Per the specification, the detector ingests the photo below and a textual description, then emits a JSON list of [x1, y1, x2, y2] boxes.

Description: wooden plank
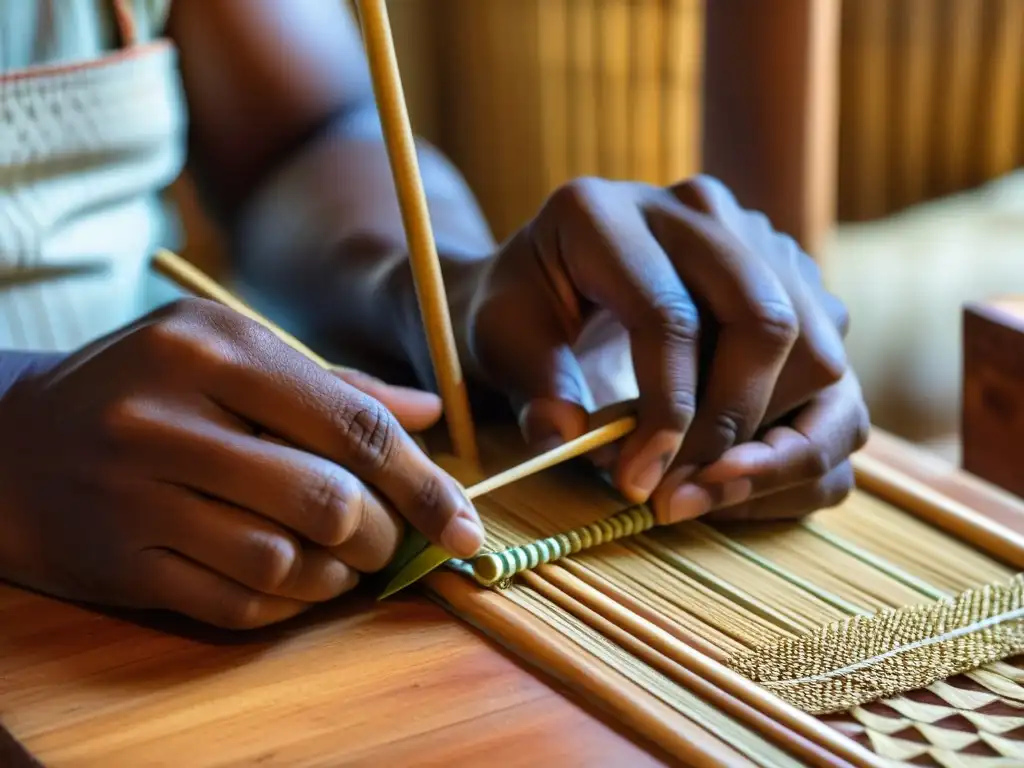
[[0, 592, 671, 767]]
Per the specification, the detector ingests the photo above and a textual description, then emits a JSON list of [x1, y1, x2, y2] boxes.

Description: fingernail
[[630, 459, 665, 500], [441, 514, 485, 559], [717, 478, 753, 509], [624, 431, 680, 501], [666, 485, 712, 524]]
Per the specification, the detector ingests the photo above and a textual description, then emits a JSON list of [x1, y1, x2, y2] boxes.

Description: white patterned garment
[[0, 0, 187, 351]]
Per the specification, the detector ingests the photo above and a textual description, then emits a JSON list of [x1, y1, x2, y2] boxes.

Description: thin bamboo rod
[[355, 0, 479, 467], [852, 451, 1024, 570], [151, 249, 336, 371], [425, 570, 755, 767], [521, 569, 855, 768], [530, 566, 886, 768], [558, 557, 729, 662], [466, 417, 635, 500]]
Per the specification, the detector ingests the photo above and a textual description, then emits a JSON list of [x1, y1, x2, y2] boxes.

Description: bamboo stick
[[355, 0, 479, 467], [465, 416, 635, 500], [852, 451, 1024, 570], [151, 249, 335, 371], [530, 566, 886, 768], [521, 569, 860, 768], [425, 570, 758, 767]]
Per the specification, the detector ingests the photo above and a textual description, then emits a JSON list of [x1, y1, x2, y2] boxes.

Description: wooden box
[[963, 299, 1024, 499]]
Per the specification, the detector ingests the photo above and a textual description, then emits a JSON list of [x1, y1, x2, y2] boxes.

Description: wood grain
[[962, 300, 1024, 500], [0, 589, 671, 767]]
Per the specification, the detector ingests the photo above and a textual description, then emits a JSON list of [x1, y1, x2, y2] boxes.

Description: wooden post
[[701, 0, 841, 261]]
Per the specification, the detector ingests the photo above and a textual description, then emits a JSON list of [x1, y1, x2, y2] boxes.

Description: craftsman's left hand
[[467, 175, 869, 524]]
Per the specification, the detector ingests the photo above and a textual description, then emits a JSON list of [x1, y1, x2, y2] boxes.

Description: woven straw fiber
[[823, 660, 1024, 765]]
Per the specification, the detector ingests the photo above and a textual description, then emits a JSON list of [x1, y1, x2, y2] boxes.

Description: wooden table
[[4, 432, 1023, 767], [0, 584, 672, 767]]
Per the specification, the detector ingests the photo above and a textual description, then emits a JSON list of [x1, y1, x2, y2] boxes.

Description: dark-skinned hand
[[0, 299, 482, 629], [468, 175, 869, 524]]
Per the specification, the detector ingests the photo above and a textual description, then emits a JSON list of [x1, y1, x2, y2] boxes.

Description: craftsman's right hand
[[0, 299, 484, 629], [469, 175, 858, 523]]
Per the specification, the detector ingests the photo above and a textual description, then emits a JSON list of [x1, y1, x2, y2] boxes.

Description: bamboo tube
[[521, 569, 859, 768], [567, 0, 600, 178], [935, 0, 983, 196], [529, 566, 886, 768], [889, 0, 935, 212], [425, 570, 758, 767], [630, 0, 663, 184], [852, 451, 1024, 570], [597, 0, 630, 180], [662, 0, 702, 182], [538, 0, 570, 193], [355, 0, 479, 466]]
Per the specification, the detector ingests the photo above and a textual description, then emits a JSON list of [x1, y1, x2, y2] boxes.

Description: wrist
[[385, 249, 495, 392]]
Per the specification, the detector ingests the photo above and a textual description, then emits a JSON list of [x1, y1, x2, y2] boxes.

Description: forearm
[[229, 102, 497, 386]]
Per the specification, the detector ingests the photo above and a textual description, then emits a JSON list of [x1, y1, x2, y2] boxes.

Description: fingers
[[470, 230, 596, 450], [155, 423, 401, 555], [708, 461, 855, 523], [532, 180, 702, 502], [697, 371, 869, 492], [332, 368, 443, 433], [651, 371, 869, 524], [153, 488, 359, 603], [185, 316, 483, 559], [138, 548, 312, 630], [650, 185, 799, 465]]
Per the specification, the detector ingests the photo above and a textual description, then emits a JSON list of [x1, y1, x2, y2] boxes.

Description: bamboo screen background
[[340, 0, 1024, 242], [179, 0, 1024, 270]]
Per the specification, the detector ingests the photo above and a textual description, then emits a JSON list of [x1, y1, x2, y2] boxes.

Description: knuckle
[[138, 311, 236, 371], [673, 174, 730, 212], [245, 532, 301, 593], [337, 398, 400, 473], [663, 389, 698, 431], [749, 299, 800, 348], [712, 409, 745, 447], [647, 294, 702, 344], [305, 469, 361, 546], [97, 397, 156, 443], [544, 176, 607, 222]]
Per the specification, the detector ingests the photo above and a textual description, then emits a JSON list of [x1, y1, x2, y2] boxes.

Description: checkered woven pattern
[[822, 660, 1024, 765]]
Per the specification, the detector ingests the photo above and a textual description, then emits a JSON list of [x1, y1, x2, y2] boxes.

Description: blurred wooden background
[[180, 0, 1024, 265], [838, 0, 1024, 222]]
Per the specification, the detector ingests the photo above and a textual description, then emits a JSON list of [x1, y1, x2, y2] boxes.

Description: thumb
[[474, 299, 594, 453], [332, 368, 443, 433]]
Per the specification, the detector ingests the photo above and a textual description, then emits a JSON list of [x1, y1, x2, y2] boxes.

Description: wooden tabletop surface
[[3, 432, 1023, 768], [0, 583, 670, 767]]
